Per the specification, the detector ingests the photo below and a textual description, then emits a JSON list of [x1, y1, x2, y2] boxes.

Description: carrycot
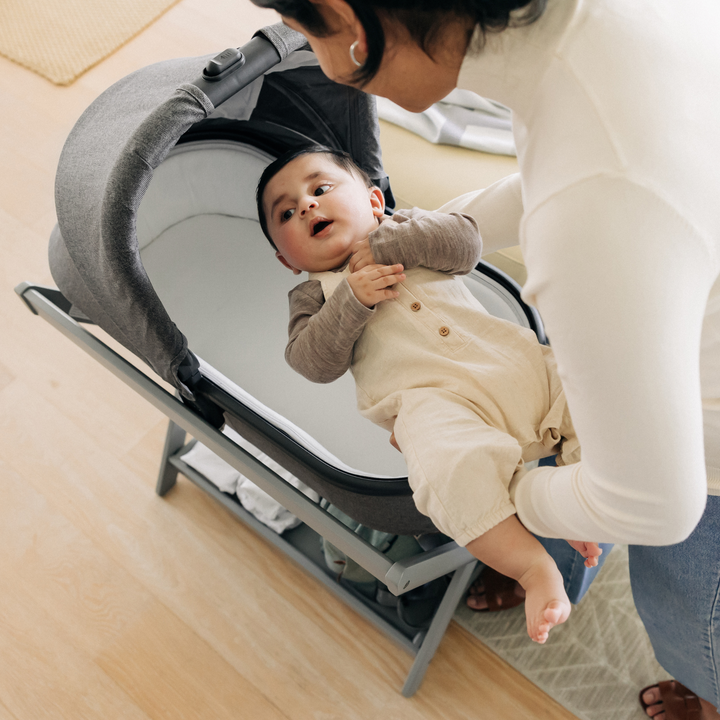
[[16, 23, 544, 696]]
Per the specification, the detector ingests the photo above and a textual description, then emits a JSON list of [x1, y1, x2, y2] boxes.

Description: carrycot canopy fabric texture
[[50, 25, 388, 397], [51, 57, 219, 393]]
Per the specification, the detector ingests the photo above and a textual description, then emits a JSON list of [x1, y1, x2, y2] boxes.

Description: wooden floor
[[0, 2, 578, 718]]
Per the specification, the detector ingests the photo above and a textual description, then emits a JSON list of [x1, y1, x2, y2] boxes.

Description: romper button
[[439, 326, 450, 337], [411, 302, 421, 312]]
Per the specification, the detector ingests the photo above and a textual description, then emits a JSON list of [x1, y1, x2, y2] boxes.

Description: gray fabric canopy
[[49, 24, 387, 399]]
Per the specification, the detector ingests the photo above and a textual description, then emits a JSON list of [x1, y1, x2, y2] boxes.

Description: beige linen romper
[[310, 264, 580, 547]]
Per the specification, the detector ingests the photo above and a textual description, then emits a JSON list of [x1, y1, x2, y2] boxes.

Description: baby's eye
[[314, 184, 331, 196], [281, 208, 295, 222]]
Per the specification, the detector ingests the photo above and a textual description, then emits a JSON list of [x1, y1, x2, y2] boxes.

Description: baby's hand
[[389, 432, 402, 453], [566, 540, 603, 568], [347, 263, 405, 308], [349, 238, 376, 272]]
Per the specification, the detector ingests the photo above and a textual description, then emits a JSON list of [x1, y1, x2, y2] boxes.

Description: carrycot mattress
[[138, 140, 408, 477], [137, 139, 535, 480]]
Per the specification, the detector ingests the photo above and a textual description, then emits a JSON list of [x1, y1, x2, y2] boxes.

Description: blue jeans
[[629, 494, 720, 706]]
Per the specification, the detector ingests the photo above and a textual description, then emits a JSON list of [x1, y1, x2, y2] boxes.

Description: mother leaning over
[[249, 0, 720, 716]]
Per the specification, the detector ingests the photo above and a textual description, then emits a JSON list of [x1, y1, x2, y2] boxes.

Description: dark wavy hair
[[250, 0, 546, 84], [256, 144, 373, 248]]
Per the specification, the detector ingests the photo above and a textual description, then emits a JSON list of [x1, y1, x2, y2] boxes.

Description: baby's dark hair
[[256, 145, 374, 249]]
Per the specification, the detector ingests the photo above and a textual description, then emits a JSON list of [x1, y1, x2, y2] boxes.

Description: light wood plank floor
[[0, 2, 578, 718]]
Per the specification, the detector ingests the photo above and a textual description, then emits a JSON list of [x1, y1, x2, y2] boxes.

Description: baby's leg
[[390, 389, 569, 641], [466, 515, 571, 643]]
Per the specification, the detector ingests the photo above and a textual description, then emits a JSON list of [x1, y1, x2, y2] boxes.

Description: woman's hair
[[251, 0, 547, 84], [256, 144, 373, 248]]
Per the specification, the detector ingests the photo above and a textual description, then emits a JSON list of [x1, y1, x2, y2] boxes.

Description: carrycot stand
[[157, 416, 479, 697], [16, 282, 478, 696]]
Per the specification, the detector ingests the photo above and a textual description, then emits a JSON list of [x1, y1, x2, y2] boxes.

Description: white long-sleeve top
[[440, 0, 720, 545]]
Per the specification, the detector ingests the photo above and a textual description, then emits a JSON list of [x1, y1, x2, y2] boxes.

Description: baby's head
[[256, 145, 385, 274]]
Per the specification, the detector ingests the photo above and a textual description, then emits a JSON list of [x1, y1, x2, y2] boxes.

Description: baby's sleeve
[[371, 208, 482, 275], [286, 279, 373, 383]]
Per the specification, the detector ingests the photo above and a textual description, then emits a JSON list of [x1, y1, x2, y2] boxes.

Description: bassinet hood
[[49, 23, 388, 403]]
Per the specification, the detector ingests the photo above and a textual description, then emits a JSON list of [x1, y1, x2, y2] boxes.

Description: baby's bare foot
[[533, 600, 571, 644], [519, 560, 571, 643]]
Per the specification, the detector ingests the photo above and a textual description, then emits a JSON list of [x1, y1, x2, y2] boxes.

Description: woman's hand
[[347, 263, 405, 308], [349, 238, 376, 272]]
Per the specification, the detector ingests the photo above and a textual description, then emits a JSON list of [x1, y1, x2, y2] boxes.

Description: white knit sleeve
[[437, 173, 524, 256], [510, 175, 716, 545]]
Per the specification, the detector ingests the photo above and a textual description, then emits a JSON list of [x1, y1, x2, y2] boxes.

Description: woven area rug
[[455, 546, 672, 720], [0, 0, 181, 85]]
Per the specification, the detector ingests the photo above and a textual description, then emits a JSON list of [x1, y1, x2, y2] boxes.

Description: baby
[[256, 145, 601, 643]]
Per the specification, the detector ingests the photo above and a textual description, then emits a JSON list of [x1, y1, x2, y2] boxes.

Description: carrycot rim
[[198, 374, 414, 496]]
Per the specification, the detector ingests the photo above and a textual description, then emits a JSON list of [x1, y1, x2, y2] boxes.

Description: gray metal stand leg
[[156, 419, 187, 496], [401, 560, 478, 697]]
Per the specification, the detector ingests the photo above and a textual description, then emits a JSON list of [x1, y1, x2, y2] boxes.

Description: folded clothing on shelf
[[180, 425, 320, 533]]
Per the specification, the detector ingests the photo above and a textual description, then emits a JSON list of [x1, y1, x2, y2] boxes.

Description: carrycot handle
[[203, 48, 245, 79], [191, 36, 281, 108]]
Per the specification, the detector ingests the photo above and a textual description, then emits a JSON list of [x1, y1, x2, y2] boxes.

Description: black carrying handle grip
[[191, 36, 282, 108]]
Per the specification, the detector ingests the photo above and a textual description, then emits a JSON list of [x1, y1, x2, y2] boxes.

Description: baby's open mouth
[[312, 220, 332, 236]]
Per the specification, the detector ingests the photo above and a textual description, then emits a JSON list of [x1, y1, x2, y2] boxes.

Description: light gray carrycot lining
[[137, 139, 534, 478], [137, 139, 408, 476]]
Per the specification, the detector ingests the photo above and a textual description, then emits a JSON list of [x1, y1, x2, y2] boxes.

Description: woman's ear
[[311, 0, 367, 50], [369, 186, 385, 218], [276, 251, 303, 275]]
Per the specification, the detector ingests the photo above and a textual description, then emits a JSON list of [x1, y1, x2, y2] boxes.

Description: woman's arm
[[369, 207, 482, 275], [285, 279, 373, 383], [437, 173, 524, 256], [510, 175, 714, 545]]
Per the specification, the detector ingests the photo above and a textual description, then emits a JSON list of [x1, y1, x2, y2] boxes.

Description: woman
[[249, 1, 720, 717]]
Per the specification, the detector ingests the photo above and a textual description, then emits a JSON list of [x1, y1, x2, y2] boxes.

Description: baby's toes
[[544, 599, 571, 626], [529, 601, 570, 643], [533, 622, 550, 644]]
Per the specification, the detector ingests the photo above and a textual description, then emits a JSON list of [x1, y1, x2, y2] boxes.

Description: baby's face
[[264, 153, 383, 274]]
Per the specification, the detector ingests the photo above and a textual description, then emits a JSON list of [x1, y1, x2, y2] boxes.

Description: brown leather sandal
[[639, 680, 702, 720], [466, 566, 525, 612]]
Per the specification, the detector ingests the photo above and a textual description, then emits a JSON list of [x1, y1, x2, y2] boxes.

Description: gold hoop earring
[[349, 40, 363, 68]]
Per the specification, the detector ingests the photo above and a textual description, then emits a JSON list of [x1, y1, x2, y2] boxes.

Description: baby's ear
[[275, 251, 302, 275], [369, 186, 385, 218]]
